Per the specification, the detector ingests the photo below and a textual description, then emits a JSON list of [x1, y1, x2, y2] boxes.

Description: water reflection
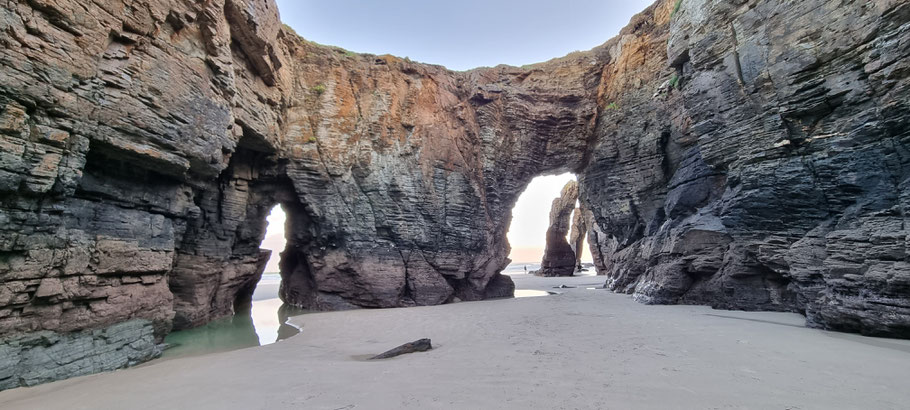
[[162, 297, 308, 360], [514, 289, 555, 298]]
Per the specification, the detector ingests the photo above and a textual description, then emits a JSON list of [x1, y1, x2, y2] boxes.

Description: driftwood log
[[369, 339, 433, 360]]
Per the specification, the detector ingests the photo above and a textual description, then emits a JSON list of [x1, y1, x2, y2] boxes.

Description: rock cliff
[[581, 0, 910, 339], [0, 0, 908, 388]]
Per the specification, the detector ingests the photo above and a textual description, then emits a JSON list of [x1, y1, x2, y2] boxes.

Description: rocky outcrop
[[580, 0, 910, 338], [537, 181, 580, 277], [0, 0, 908, 389], [0, 320, 159, 390], [0, 0, 597, 387], [569, 206, 588, 272]]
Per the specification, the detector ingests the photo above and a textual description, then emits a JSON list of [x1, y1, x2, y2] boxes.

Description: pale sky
[[275, 0, 655, 71], [260, 0, 653, 270], [261, 209, 287, 273], [507, 174, 592, 264]]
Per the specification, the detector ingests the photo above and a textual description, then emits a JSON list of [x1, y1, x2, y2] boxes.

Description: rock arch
[[1, 0, 909, 390]]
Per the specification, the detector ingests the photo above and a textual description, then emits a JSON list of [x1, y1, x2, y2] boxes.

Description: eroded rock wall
[[581, 0, 910, 337], [266, 31, 604, 308], [0, 0, 294, 387], [0, 0, 601, 385]]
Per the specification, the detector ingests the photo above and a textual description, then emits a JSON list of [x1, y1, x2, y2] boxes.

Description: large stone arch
[[1, 0, 909, 391]]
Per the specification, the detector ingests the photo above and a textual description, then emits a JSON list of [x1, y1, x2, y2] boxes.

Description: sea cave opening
[[163, 203, 307, 359], [506, 173, 596, 297], [229, 202, 309, 345]]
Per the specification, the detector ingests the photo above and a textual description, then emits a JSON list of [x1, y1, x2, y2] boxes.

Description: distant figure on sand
[[524, 265, 527, 273]]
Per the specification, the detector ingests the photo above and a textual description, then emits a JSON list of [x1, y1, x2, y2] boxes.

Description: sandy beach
[[2, 273, 909, 410]]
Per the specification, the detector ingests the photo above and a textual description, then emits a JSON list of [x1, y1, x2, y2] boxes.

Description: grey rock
[[369, 338, 433, 360], [0, 320, 160, 390]]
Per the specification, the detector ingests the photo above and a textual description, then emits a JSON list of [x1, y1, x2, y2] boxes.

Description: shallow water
[[162, 274, 307, 359], [161, 265, 585, 358], [514, 289, 553, 298]]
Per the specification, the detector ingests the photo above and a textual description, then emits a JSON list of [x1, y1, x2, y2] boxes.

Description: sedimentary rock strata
[[580, 0, 910, 339], [537, 181, 580, 277], [0, 0, 908, 388]]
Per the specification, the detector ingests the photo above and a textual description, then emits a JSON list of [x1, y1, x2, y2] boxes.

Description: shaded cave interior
[[164, 132, 320, 332]]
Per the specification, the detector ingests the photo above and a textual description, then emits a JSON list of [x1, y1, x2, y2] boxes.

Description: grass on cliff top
[[281, 24, 360, 58], [281, 23, 299, 37], [671, 0, 683, 18]]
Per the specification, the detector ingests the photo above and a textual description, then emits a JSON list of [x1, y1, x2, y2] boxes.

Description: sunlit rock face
[[274, 40, 599, 310], [0, 0, 908, 389]]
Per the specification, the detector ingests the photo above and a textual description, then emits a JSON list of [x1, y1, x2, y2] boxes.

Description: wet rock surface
[[0, 0, 908, 388], [537, 181, 580, 277]]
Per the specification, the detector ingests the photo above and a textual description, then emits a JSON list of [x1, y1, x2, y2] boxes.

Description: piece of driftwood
[[369, 338, 433, 360]]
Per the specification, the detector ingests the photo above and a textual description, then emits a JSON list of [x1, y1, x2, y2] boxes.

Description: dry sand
[[2, 273, 909, 409]]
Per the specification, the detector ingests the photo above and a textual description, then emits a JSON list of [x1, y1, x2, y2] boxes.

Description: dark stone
[[369, 339, 433, 360]]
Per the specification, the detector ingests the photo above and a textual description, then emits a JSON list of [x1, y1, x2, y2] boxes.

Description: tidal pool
[[514, 289, 556, 298], [162, 274, 307, 359]]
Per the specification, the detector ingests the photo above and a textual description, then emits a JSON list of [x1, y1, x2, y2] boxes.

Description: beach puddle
[[162, 274, 309, 359], [162, 300, 308, 359], [514, 289, 557, 298]]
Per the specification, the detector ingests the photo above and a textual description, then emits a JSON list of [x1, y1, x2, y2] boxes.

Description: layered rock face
[[273, 41, 599, 309], [0, 0, 908, 388], [0, 0, 295, 386], [537, 181, 580, 276], [580, 0, 910, 339], [0, 0, 599, 387]]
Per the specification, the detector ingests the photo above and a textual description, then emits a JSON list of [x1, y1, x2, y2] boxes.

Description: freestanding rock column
[[569, 206, 587, 272], [537, 181, 579, 277]]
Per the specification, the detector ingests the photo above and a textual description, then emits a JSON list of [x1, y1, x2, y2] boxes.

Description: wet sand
[[1, 273, 909, 409]]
